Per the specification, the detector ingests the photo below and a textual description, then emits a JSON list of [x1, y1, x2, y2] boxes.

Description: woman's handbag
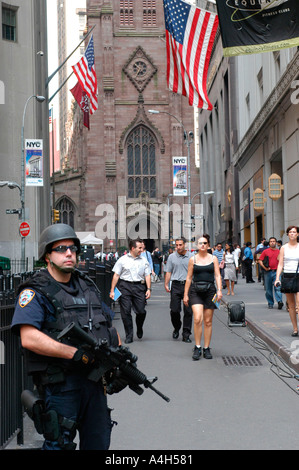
[[193, 281, 212, 293], [281, 262, 299, 293], [219, 260, 225, 269]]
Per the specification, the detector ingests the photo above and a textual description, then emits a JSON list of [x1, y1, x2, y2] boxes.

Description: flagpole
[[48, 71, 74, 103], [46, 25, 96, 89], [51, 105, 55, 214]]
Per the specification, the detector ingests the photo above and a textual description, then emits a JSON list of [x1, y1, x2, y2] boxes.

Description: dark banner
[[216, 0, 299, 56]]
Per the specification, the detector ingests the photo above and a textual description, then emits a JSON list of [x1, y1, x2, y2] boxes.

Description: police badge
[[19, 289, 35, 308]]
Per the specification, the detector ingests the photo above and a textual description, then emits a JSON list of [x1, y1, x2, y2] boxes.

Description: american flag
[[49, 108, 53, 126], [72, 34, 98, 114], [163, 0, 218, 110]]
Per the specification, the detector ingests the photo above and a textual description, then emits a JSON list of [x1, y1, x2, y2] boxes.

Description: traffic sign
[[184, 223, 195, 229], [19, 222, 30, 238]]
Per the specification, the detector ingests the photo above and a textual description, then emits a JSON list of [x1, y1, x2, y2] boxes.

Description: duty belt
[[121, 280, 143, 284]]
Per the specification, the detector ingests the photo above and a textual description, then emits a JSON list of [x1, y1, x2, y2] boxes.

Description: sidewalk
[[221, 273, 299, 375]]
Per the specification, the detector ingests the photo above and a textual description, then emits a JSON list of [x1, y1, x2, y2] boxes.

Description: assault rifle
[[57, 322, 170, 403]]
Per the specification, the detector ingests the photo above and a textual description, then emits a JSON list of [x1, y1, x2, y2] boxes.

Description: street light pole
[[21, 95, 45, 269], [149, 109, 194, 249], [167, 193, 173, 247], [191, 191, 215, 236]]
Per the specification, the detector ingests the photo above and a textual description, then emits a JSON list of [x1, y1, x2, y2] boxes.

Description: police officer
[[11, 224, 125, 450], [110, 239, 151, 344]]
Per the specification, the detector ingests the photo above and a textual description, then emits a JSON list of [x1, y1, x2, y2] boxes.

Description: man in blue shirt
[[213, 243, 225, 288], [244, 241, 255, 283]]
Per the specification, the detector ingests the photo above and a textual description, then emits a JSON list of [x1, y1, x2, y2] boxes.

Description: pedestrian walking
[[152, 247, 162, 281], [223, 244, 237, 295], [240, 242, 246, 279], [141, 240, 154, 277], [244, 242, 255, 283], [255, 238, 266, 282], [213, 243, 225, 288], [164, 237, 193, 342], [258, 237, 283, 310], [275, 226, 299, 336], [110, 239, 151, 343], [233, 243, 241, 282], [11, 224, 126, 450], [183, 234, 222, 361]]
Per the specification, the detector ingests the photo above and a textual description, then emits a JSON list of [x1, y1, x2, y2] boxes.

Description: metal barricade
[[0, 303, 24, 449]]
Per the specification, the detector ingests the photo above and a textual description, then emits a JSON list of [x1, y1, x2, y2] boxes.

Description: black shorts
[[188, 283, 216, 309]]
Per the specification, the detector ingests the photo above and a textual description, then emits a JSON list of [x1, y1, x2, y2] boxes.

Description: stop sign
[[20, 222, 30, 238]]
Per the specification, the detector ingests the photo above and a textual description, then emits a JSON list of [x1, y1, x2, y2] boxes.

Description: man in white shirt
[[110, 239, 151, 343]]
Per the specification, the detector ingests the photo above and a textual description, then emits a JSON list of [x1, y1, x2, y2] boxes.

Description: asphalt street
[[6, 271, 299, 451]]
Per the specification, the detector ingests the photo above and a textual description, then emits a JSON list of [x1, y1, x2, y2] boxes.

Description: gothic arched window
[[57, 197, 75, 228], [127, 126, 156, 199]]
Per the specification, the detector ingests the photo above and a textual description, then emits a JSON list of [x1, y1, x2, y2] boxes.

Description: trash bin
[[0, 256, 11, 272]]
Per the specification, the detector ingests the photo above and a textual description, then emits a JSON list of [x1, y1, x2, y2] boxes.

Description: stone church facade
[[53, 0, 200, 251]]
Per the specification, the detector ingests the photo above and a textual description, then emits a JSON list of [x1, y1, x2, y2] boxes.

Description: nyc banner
[[216, 0, 299, 56], [173, 157, 188, 196], [25, 139, 43, 187]]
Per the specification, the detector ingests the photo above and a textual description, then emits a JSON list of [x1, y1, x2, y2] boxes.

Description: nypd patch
[[19, 289, 35, 308]]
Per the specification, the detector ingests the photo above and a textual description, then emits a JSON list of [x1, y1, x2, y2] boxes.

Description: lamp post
[[0, 181, 22, 215], [149, 109, 194, 249], [191, 191, 215, 238], [167, 193, 173, 247], [21, 95, 45, 268]]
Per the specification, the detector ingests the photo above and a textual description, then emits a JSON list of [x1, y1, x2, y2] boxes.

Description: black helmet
[[38, 224, 81, 260]]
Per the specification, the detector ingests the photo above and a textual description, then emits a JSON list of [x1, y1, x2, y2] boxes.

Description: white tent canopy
[[76, 232, 103, 245]]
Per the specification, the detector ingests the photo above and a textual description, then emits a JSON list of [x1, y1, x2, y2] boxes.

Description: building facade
[[0, 0, 49, 269], [53, 0, 200, 251], [197, 0, 299, 248]]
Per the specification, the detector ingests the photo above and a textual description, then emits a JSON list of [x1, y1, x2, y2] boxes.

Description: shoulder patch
[[19, 289, 36, 308]]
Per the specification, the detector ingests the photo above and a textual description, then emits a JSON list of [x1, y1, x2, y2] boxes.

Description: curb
[[246, 315, 299, 376]]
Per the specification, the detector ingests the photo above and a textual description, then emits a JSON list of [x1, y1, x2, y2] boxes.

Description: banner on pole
[[25, 139, 43, 187], [216, 0, 299, 57], [173, 157, 188, 196]]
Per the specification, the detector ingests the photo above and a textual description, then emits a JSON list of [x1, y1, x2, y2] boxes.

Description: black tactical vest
[[18, 269, 118, 379]]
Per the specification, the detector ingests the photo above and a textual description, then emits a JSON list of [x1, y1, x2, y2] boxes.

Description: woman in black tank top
[[183, 234, 222, 360]]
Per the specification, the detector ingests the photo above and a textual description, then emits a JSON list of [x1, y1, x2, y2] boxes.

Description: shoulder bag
[[281, 261, 299, 293], [262, 255, 269, 269]]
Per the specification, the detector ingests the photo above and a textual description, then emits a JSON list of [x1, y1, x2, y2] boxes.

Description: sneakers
[[192, 346, 201, 360], [278, 301, 284, 310], [203, 347, 213, 359], [192, 346, 213, 360]]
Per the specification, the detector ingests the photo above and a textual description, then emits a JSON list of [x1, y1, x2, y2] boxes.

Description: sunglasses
[[198, 242, 208, 245], [51, 245, 78, 253]]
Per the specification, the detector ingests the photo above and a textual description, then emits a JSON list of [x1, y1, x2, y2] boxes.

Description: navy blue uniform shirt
[[11, 288, 56, 335]]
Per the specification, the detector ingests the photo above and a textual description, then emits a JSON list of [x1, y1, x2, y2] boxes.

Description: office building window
[[2, 5, 17, 41], [127, 126, 156, 199]]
